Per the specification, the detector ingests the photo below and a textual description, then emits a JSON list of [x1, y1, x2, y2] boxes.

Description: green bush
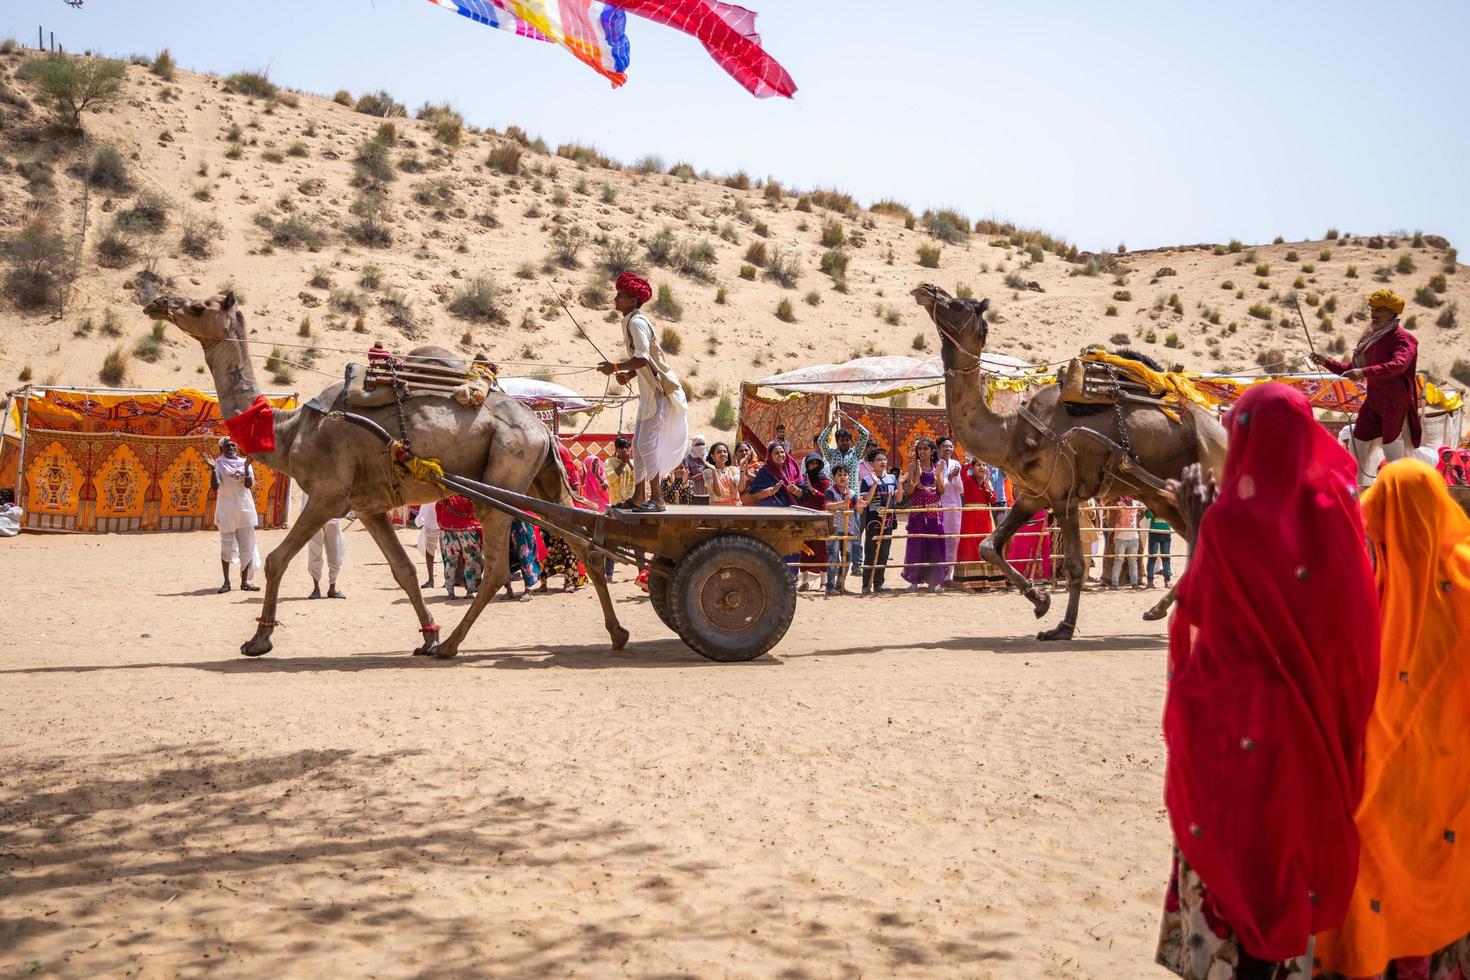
[[150, 49, 176, 79], [1113, 289, 1132, 302], [485, 142, 522, 175], [775, 297, 796, 322], [764, 246, 801, 288], [1436, 302, 1457, 330], [819, 249, 849, 279], [1396, 254, 1415, 274], [550, 225, 590, 268], [820, 220, 846, 248], [917, 244, 941, 269], [448, 277, 504, 321], [712, 392, 736, 431], [1248, 303, 1272, 320], [805, 290, 821, 307], [133, 322, 167, 363], [353, 137, 396, 189], [224, 71, 277, 99], [921, 208, 970, 243], [1255, 263, 1270, 277], [180, 211, 223, 258], [597, 238, 642, 278], [21, 54, 126, 129], [88, 144, 132, 193], [743, 240, 768, 267], [96, 223, 135, 268], [287, 141, 309, 158], [739, 264, 757, 281], [651, 284, 683, 322], [99, 346, 129, 386], [355, 89, 405, 118], [5, 222, 67, 308]]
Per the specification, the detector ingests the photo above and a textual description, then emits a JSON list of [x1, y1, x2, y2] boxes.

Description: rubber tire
[[648, 563, 675, 630], [667, 533, 796, 662]]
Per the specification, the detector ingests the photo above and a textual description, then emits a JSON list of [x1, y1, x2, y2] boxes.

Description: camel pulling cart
[[338, 411, 829, 663]]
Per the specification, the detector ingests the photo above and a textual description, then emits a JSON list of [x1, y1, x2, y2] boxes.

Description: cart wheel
[[648, 562, 675, 630], [667, 534, 795, 662]]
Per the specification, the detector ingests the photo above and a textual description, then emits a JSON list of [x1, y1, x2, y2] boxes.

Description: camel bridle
[[926, 298, 986, 378]]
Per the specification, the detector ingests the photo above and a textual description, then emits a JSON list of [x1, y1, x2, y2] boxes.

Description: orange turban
[[1314, 459, 1470, 976], [1368, 289, 1405, 315]]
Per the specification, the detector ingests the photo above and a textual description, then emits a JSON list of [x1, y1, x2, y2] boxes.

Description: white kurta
[[939, 457, 963, 577], [624, 311, 688, 484], [214, 456, 259, 570]]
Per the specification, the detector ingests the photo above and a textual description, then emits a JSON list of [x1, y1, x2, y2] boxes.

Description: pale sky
[[5, 0, 1467, 252]]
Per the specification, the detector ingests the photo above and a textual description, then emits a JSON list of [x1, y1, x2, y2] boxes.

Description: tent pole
[[14, 386, 31, 505]]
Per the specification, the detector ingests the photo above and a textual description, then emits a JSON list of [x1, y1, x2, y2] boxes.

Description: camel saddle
[[343, 360, 492, 409], [1061, 357, 1170, 409]]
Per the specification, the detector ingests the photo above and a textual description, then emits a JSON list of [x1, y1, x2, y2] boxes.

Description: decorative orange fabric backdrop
[[2, 388, 295, 533]]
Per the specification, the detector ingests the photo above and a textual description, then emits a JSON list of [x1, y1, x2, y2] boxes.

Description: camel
[[143, 291, 628, 658], [912, 284, 1228, 640]]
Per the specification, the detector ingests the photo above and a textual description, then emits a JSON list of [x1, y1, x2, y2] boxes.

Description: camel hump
[[403, 345, 466, 373]]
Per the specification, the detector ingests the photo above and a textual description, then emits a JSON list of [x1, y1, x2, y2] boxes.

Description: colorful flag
[[426, 0, 631, 87]]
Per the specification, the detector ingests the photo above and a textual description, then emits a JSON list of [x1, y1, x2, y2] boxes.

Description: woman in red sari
[[954, 458, 997, 585], [1156, 383, 1380, 979]]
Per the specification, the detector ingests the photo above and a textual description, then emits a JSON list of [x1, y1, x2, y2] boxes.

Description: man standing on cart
[[598, 273, 688, 512], [1310, 288, 1421, 490]]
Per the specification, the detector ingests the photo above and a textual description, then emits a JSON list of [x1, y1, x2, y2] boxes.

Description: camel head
[[911, 283, 990, 360], [143, 291, 243, 345]]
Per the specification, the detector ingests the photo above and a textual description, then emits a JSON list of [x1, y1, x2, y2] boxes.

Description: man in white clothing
[[299, 490, 347, 599], [211, 437, 260, 594], [415, 502, 441, 588], [597, 272, 688, 512]]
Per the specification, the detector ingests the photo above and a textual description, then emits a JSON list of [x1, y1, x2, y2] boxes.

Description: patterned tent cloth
[[1, 387, 296, 533]]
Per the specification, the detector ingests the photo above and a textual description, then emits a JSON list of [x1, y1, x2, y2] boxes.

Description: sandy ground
[[1, 525, 1176, 978]]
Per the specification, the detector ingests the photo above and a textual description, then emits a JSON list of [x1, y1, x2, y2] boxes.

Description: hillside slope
[[2, 50, 1466, 435]]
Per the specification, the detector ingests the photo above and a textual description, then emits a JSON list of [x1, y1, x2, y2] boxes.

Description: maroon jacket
[[1323, 324, 1420, 446]]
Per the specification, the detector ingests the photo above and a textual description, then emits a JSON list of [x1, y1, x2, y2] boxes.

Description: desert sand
[[2, 525, 1174, 978]]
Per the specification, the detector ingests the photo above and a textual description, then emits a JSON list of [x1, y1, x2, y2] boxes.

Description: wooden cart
[[338, 412, 830, 662]]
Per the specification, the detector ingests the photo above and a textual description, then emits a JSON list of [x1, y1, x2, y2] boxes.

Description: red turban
[[615, 272, 652, 305]]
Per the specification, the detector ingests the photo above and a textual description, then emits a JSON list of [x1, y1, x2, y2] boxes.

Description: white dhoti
[[623, 309, 688, 485], [633, 390, 689, 484], [307, 519, 347, 581], [1347, 430, 1410, 490], [219, 524, 260, 572], [418, 527, 442, 559]]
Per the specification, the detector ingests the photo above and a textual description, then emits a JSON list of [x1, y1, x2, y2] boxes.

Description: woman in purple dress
[[902, 437, 949, 591]]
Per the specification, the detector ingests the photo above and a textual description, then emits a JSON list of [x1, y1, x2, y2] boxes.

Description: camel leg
[[355, 512, 441, 655], [571, 539, 629, 651], [1142, 581, 1179, 621], [242, 497, 340, 657], [978, 500, 1050, 620], [1038, 507, 1086, 642], [433, 508, 513, 659]]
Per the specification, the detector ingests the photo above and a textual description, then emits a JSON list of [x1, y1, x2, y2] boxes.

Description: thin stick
[[554, 294, 610, 363], [1294, 298, 1318, 359]]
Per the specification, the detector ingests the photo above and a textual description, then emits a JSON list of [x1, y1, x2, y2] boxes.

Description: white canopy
[[498, 376, 595, 414], [750, 352, 1035, 398]]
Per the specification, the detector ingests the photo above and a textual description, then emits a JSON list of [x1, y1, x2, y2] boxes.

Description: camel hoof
[[610, 626, 630, 652], [240, 637, 273, 658], [1141, 604, 1169, 622], [413, 641, 438, 657], [1036, 623, 1075, 642], [1031, 590, 1051, 619], [432, 643, 460, 659]]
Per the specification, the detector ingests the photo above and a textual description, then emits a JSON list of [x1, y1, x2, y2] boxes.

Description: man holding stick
[[1310, 289, 1420, 490], [597, 273, 688, 512]]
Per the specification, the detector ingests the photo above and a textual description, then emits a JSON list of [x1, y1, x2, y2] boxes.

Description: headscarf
[[556, 442, 581, 493], [799, 452, 830, 508], [747, 447, 800, 505], [1163, 383, 1379, 961], [615, 272, 652, 305], [581, 456, 610, 512], [1368, 288, 1406, 315], [1314, 459, 1470, 976]]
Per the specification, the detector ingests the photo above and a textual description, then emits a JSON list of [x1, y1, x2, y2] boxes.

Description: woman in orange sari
[[1314, 458, 1470, 980]]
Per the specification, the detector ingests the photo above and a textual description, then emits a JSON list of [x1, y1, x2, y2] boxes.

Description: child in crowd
[[823, 463, 864, 595]]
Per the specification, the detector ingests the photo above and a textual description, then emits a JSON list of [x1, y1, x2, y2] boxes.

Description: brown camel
[[144, 291, 629, 658], [912, 284, 1228, 640]]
